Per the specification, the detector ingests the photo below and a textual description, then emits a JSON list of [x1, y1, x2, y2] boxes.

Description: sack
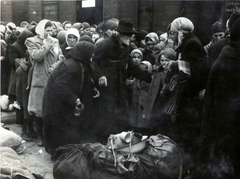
[[0, 95, 10, 110], [83, 142, 156, 179], [0, 126, 23, 150], [53, 144, 91, 179], [146, 134, 183, 179], [0, 147, 36, 179]]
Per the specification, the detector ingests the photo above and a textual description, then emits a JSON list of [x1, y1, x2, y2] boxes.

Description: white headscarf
[[145, 32, 159, 45], [35, 19, 51, 39], [170, 17, 194, 48], [66, 28, 80, 47]]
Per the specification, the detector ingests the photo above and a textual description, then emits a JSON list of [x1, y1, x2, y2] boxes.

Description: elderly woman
[[168, 17, 206, 158], [42, 41, 95, 161], [25, 19, 63, 146], [60, 28, 80, 58]]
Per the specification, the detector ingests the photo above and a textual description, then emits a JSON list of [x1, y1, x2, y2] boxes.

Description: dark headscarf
[[68, 41, 94, 64], [79, 35, 94, 44], [17, 29, 34, 44]]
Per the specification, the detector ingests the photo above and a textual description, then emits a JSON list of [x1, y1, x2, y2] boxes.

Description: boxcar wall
[[1, 0, 237, 45]]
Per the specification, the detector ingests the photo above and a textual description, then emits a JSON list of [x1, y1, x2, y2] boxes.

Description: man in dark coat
[[42, 41, 95, 160], [197, 18, 240, 179], [91, 20, 137, 143]]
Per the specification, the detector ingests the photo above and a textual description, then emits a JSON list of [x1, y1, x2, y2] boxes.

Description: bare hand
[[99, 76, 107, 87]]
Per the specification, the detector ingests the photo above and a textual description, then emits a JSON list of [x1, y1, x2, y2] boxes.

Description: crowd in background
[[1, 8, 240, 178]]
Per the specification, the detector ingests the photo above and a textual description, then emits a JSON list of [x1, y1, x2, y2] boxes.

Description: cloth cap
[[211, 21, 225, 34], [130, 48, 143, 59], [170, 17, 194, 33], [145, 32, 159, 45]]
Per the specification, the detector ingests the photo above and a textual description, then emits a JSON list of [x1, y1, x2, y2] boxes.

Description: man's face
[[64, 23, 72, 31], [44, 26, 53, 39], [120, 34, 132, 45], [67, 34, 78, 47], [90, 27, 96, 35]]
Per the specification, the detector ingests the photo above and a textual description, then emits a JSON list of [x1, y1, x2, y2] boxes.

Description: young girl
[[127, 48, 153, 135]]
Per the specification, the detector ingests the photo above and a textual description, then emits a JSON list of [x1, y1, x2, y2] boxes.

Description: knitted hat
[[211, 21, 225, 34], [130, 48, 143, 59]]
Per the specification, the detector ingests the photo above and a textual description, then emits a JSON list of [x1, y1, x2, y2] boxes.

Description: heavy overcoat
[[25, 20, 62, 118], [42, 41, 95, 157], [10, 29, 34, 119], [91, 36, 130, 135], [198, 42, 240, 178]]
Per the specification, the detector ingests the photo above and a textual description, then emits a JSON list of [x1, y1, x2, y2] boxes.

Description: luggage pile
[[53, 132, 184, 179]]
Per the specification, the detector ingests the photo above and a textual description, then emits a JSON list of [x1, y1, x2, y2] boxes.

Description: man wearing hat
[[91, 20, 137, 143]]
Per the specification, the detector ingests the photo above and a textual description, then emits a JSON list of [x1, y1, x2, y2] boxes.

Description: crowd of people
[[1, 8, 240, 178]]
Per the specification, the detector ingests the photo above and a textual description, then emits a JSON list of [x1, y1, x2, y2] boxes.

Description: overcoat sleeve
[[25, 37, 53, 62], [53, 63, 78, 107]]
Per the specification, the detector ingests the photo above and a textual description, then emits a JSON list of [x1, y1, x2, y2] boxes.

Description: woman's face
[[67, 34, 78, 47], [52, 24, 57, 36], [44, 26, 53, 39], [132, 52, 142, 63], [160, 55, 170, 67], [145, 37, 155, 51]]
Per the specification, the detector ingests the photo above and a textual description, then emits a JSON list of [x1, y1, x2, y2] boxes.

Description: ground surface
[[1, 111, 54, 178]]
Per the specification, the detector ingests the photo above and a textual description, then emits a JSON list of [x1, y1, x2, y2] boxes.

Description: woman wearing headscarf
[[42, 41, 95, 160], [142, 32, 159, 65], [60, 28, 80, 58], [197, 18, 240, 179], [25, 19, 63, 146], [168, 17, 206, 159], [56, 30, 67, 46], [9, 29, 35, 141]]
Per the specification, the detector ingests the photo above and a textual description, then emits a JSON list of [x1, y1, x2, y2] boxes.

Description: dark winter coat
[[12, 29, 34, 119], [198, 41, 240, 178], [91, 35, 130, 135], [42, 41, 95, 157], [174, 33, 206, 153]]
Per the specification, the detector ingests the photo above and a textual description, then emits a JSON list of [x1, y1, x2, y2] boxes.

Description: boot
[[27, 120, 37, 138], [35, 117, 44, 147], [20, 120, 33, 141]]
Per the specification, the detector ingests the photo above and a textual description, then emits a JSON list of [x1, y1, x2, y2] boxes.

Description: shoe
[[27, 131, 38, 139], [20, 133, 33, 141], [37, 138, 44, 147]]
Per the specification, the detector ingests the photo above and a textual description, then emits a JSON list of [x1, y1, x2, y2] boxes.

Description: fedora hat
[[115, 20, 138, 34]]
